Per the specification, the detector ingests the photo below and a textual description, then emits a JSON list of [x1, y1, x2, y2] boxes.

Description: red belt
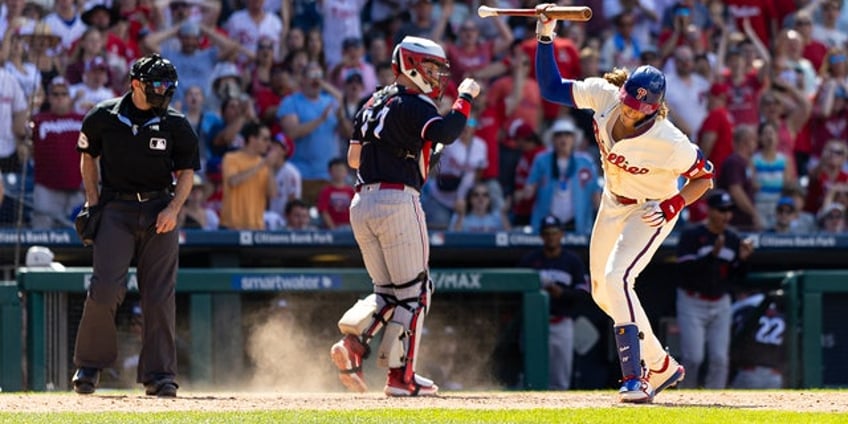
[[612, 193, 638, 205], [685, 290, 724, 301], [549, 316, 570, 324], [355, 182, 406, 193]]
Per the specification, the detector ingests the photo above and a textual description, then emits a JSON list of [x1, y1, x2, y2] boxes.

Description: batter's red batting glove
[[641, 194, 685, 227]]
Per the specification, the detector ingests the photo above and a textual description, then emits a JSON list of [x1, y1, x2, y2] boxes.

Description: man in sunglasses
[[71, 53, 200, 398]]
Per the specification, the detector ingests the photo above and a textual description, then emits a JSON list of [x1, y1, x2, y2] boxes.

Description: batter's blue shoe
[[619, 376, 654, 403], [647, 354, 685, 394], [614, 323, 654, 403]]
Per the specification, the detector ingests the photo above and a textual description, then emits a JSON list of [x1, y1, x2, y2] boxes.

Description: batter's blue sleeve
[[535, 42, 576, 108]]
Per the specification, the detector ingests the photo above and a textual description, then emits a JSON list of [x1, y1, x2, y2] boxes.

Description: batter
[[329, 36, 480, 397], [534, 3, 714, 403]]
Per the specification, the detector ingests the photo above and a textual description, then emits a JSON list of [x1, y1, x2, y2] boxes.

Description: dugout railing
[[14, 267, 549, 392], [9, 268, 848, 391]]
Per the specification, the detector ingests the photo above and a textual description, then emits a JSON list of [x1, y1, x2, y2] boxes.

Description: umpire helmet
[[619, 65, 665, 116], [392, 36, 449, 101], [130, 53, 178, 113]]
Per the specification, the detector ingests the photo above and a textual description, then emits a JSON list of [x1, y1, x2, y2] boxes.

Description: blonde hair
[[603, 67, 669, 120]]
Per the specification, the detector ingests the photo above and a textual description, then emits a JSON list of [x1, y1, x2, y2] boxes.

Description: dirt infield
[[1, 391, 846, 413]]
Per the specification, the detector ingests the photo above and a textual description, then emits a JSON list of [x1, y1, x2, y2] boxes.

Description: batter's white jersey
[[570, 78, 699, 202]]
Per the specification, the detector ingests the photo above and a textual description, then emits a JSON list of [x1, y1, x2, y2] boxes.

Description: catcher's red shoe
[[330, 335, 368, 393], [384, 368, 439, 397]]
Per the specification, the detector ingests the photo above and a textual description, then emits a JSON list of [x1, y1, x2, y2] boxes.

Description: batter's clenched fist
[[457, 78, 480, 99], [536, 3, 558, 41]]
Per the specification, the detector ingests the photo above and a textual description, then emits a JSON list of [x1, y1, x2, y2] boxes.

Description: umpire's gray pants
[[73, 197, 179, 385]]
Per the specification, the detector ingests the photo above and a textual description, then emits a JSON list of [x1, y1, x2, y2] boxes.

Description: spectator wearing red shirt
[[719, 44, 765, 127], [488, 44, 542, 197], [688, 82, 735, 224], [438, 17, 513, 87], [31, 77, 85, 229], [804, 140, 848, 215], [254, 62, 295, 135], [509, 124, 546, 227], [792, 11, 828, 71], [699, 82, 735, 180], [317, 158, 355, 230], [521, 31, 580, 122], [725, 0, 778, 49], [808, 51, 848, 161]]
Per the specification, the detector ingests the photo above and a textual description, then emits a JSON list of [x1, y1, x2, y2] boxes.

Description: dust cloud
[[240, 297, 507, 393]]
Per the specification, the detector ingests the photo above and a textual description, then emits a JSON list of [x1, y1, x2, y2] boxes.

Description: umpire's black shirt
[[76, 93, 200, 192]]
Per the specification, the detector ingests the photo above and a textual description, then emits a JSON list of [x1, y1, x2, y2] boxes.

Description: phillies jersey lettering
[[571, 77, 700, 201], [607, 152, 650, 175]]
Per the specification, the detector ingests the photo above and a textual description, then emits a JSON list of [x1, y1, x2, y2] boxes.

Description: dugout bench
[[15, 267, 549, 392]]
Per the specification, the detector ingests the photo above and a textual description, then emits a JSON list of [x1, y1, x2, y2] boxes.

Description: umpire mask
[[130, 53, 179, 115]]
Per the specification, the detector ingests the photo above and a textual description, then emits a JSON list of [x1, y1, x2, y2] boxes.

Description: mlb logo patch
[[149, 138, 167, 150]]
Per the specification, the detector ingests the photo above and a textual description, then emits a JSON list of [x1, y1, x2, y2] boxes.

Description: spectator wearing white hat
[[518, 119, 602, 234]]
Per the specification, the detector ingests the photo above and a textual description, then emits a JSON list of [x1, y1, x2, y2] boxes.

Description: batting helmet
[[619, 65, 665, 116], [392, 36, 449, 100], [130, 53, 178, 113]]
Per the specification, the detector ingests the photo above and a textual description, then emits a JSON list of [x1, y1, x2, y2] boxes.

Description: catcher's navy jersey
[[351, 85, 448, 191]]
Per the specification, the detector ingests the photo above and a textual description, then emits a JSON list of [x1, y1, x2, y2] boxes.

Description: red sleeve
[[698, 111, 720, 138]]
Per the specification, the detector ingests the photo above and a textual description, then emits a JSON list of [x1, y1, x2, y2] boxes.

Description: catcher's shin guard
[[332, 293, 395, 392], [376, 272, 432, 384], [337, 293, 395, 343], [615, 323, 654, 403]]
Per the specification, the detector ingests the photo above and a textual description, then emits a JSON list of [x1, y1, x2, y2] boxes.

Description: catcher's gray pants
[[73, 196, 179, 385], [349, 185, 428, 286]]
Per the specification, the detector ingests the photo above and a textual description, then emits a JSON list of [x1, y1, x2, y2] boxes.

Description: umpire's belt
[[106, 189, 171, 202], [355, 182, 418, 194]]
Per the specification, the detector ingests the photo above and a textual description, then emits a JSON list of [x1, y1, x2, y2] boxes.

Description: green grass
[[1, 409, 846, 424]]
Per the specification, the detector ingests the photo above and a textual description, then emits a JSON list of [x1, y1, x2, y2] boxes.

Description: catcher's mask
[[392, 36, 449, 101], [130, 53, 179, 115]]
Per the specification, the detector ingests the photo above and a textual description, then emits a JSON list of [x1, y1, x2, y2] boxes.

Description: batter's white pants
[[589, 191, 678, 371]]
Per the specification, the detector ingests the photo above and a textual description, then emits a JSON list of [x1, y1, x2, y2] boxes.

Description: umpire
[[71, 53, 199, 397]]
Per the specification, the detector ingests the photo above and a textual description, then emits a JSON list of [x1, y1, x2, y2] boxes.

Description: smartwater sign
[[233, 274, 341, 291]]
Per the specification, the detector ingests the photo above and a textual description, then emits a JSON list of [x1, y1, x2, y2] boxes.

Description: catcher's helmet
[[130, 53, 178, 113], [392, 36, 449, 100], [619, 65, 665, 116]]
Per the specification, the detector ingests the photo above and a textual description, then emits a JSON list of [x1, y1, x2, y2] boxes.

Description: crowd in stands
[[3, 0, 848, 235]]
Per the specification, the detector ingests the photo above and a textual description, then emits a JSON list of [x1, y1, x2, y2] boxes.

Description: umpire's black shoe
[[72, 367, 100, 395], [144, 377, 179, 398]]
